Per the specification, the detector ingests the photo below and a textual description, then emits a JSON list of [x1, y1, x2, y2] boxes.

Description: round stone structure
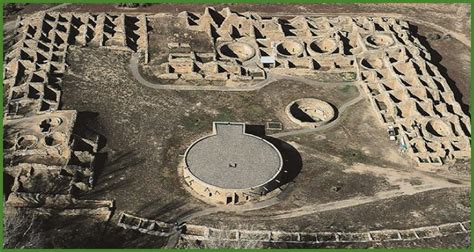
[[275, 40, 304, 58], [183, 122, 283, 205], [217, 42, 256, 61], [364, 33, 395, 49], [286, 98, 336, 128], [425, 119, 452, 138], [307, 38, 338, 55]]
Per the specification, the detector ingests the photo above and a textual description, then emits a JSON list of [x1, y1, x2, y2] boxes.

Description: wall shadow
[[408, 24, 470, 117], [74, 111, 109, 183], [265, 136, 303, 185], [246, 124, 302, 191]]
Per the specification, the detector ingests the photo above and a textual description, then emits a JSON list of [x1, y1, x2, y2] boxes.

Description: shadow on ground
[[246, 125, 303, 190], [408, 24, 470, 117]]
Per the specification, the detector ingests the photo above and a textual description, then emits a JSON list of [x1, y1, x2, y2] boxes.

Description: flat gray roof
[[185, 122, 282, 189], [260, 56, 275, 64]]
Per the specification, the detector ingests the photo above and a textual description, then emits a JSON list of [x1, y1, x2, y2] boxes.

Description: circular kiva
[[275, 40, 304, 57], [43, 132, 66, 147], [360, 55, 384, 70], [365, 33, 395, 48], [286, 98, 336, 128], [183, 122, 283, 205], [425, 119, 452, 138], [39, 117, 63, 132], [218, 42, 256, 61], [307, 38, 338, 55], [48, 117, 63, 127], [16, 134, 39, 150]]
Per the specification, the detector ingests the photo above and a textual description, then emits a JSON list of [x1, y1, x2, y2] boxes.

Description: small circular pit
[[365, 33, 395, 48], [286, 98, 336, 128], [425, 119, 451, 138], [308, 38, 338, 55], [218, 42, 256, 61], [276, 40, 304, 57]]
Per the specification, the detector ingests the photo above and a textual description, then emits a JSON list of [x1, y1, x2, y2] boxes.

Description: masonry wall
[[182, 165, 268, 205]]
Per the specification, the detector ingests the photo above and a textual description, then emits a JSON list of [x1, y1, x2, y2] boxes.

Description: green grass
[[247, 104, 266, 119], [339, 84, 356, 93], [180, 107, 239, 131], [181, 113, 212, 131], [341, 148, 367, 166], [214, 107, 233, 121]]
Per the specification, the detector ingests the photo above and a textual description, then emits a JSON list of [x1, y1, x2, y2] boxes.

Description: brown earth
[[4, 3, 471, 248]]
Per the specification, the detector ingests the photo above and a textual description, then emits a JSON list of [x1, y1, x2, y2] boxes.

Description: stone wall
[[175, 7, 470, 167], [114, 213, 470, 244], [1, 10, 149, 219], [182, 221, 471, 244]]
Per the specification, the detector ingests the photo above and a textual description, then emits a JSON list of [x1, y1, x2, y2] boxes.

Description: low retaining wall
[[115, 213, 470, 244], [181, 221, 471, 244], [117, 212, 175, 236]]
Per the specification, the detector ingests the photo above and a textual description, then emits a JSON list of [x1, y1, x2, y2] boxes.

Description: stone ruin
[[113, 213, 471, 244], [286, 98, 336, 128], [356, 37, 470, 166], [164, 7, 470, 167], [117, 212, 175, 236], [181, 220, 471, 244], [154, 7, 359, 81], [4, 111, 96, 192], [3, 110, 112, 219], [4, 11, 148, 118], [1, 10, 149, 219], [2, 6, 470, 224]]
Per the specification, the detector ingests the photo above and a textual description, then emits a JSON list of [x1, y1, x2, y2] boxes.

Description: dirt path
[[178, 196, 281, 222], [258, 162, 471, 220], [130, 54, 276, 92], [179, 162, 470, 222], [268, 185, 469, 220], [129, 53, 353, 92], [178, 183, 468, 223]]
